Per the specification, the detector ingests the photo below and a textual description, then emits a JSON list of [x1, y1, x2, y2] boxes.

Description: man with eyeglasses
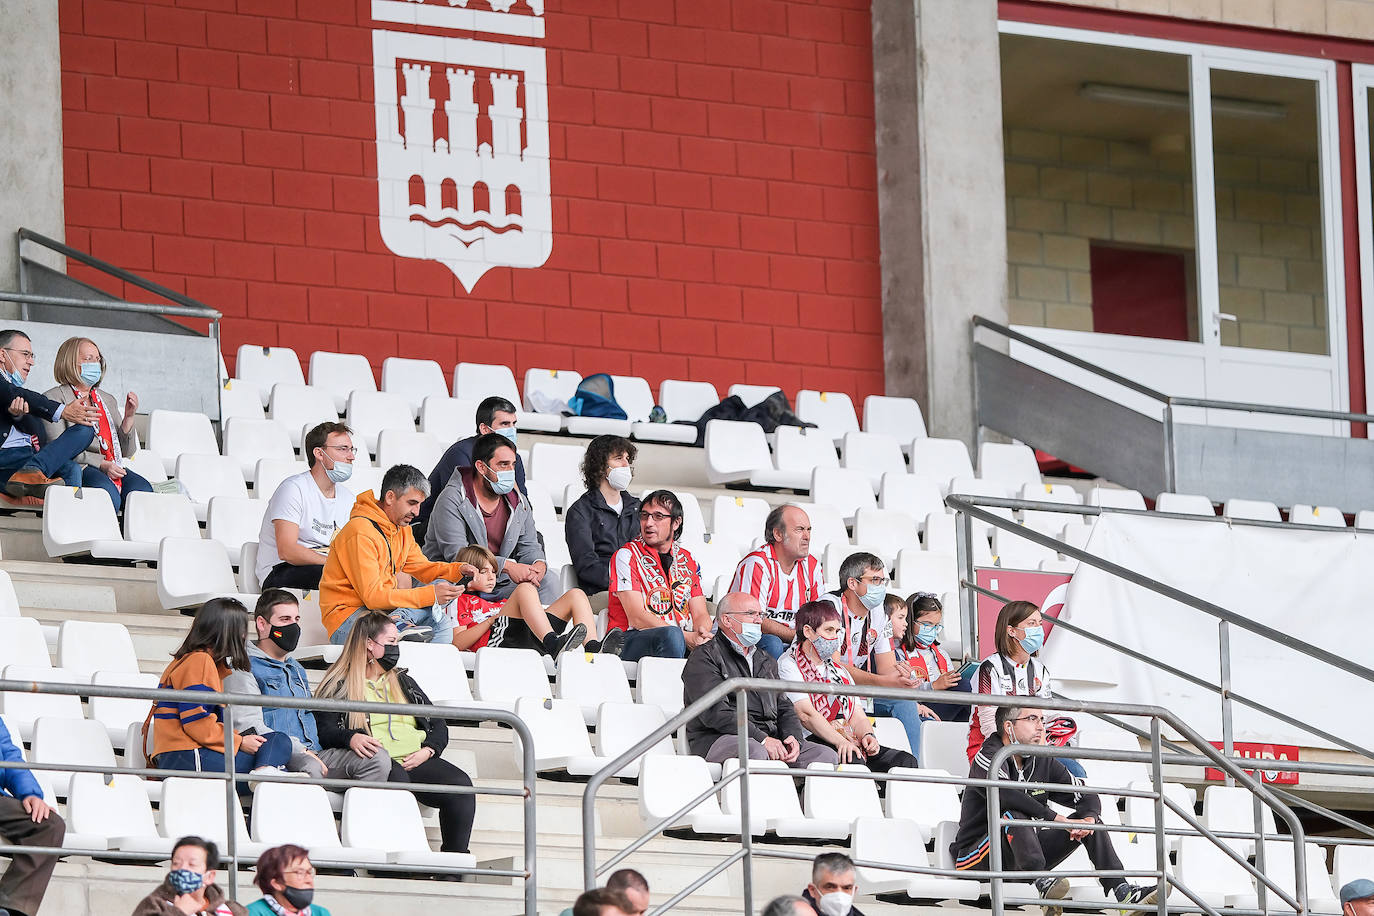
[[255, 421, 357, 590], [953, 705, 1158, 915], [606, 489, 713, 663], [682, 592, 838, 768], [0, 329, 101, 501]]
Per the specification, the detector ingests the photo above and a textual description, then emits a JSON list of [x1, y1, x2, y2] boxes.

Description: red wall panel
[[59, 0, 885, 404]]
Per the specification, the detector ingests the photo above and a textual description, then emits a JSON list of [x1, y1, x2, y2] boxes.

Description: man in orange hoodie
[[321, 464, 476, 645]]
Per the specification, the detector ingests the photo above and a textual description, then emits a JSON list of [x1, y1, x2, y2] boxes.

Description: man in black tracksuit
[[952, 706, 1157, 915]]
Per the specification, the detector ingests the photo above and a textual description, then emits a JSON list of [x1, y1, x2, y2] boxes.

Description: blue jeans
[[1062, 757, 1087, 779], [155, 731, 292, 791], [330, 605, 454, 646], [758, 633, 790, 660], [620, 626, 687, 663], [0, 423, 95, 488], [873, 696, 927, 761], [81, 464, 153, 512]]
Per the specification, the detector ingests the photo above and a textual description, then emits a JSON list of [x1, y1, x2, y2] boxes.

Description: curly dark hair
[[580, 435, 638, 492]]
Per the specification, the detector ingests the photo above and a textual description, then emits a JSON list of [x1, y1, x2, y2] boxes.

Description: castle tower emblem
[[371, 0, 551, 292]]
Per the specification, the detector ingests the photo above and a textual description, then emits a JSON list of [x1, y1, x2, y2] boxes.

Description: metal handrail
[[0, 677, 539, 915], [581, 679, 1329, 916]]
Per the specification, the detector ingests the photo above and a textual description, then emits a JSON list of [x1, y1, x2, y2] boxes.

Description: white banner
[[1040, 512, 1374, 750]]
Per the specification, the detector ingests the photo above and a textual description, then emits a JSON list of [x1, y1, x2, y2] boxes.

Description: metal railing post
[[1254, 793, 1268, 914], [1150, 718, 1168, 916], [222, 701, 238, 901], [1218, 620, 1234, 786], [736, 687, 754, 916], [520, 704, 539, 916], [954, 507, 978, 659], [986, 760, 1004, 916], [1162, 402, 1176, 492]]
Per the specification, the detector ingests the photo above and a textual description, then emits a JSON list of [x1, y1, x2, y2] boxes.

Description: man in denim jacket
[[224, 590, 391, 782], [0, 717, 65, 916]]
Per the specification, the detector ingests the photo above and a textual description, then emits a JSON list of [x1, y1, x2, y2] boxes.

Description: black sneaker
[[1035, 876, 1069, 916], [1114, 883, 1159, 909], [544, 622, 587, 658], [597, 628, 625, 657]]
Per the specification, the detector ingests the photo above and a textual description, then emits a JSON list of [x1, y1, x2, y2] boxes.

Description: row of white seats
[[43, 488, 264, 566]]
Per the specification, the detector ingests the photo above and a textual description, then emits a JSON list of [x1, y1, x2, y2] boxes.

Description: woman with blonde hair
[[314, 612, 475, 855], [43, 335, 152, 511]]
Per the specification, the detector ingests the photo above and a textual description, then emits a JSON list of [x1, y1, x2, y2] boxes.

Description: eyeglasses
[[283, 867, 317, 878], [724, 611, 763, 622], [858, 575, 888, 586], [1012, 715, 1044, 726], [3, 347, 34, 360], [639, 511, 674, 523], [325, 445, 357, 456]]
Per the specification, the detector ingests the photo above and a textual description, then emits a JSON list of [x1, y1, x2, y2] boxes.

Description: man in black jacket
[[414, 396, 526, 539], [682, 592, 837, 767], [0, 330, 100, 499], [563, 434, 640, 600], [953, 706, 1157, 915]]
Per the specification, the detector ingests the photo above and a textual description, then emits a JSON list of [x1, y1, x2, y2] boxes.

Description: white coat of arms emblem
[[371, 0, 551, 292]]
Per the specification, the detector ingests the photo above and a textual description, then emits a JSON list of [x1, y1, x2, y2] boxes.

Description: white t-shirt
[[255, 471, 353, 582], [776, 649, 858, 732]]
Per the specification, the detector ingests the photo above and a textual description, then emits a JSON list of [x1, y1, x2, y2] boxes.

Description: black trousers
[[261, 562, 324, 591], [810, 736, 919, 773], [388, 757, 475, 853], [1005, 813, 1123, 893], [0, 797, 65, 916]]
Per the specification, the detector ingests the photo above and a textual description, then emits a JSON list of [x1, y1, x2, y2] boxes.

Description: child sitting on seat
[[444, 545, 622, 657]]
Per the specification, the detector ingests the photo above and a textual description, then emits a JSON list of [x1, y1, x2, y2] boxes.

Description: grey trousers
[[0, 796, 64, 916], [295, 744, 393, 782], [704, 735, 839, 768]]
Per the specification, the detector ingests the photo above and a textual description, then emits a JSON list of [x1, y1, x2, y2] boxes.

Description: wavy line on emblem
[[407, 214, 525, 234]]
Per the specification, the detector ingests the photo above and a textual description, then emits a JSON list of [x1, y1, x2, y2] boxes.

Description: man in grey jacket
[[682, 592, 837, 767], [422, 432, 559, 603]]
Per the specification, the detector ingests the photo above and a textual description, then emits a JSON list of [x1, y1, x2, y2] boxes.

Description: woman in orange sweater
[[151, 598, 292, 780]]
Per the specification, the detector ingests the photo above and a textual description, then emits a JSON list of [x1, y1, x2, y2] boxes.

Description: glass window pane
[[1000, 34, 1198, 341], [1210, 69, 1327, 354]]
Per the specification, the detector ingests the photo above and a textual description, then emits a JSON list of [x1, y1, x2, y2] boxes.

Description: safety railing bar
[[18, 227, 214, 315], [1162, 874, 1229, 916], [0, 291, 221, 320], [595, 767, 746, 878], [948, 496, 1374, 690], [1161, 793, 1303, 912], [972, 316, 1172, 403], [748, 846, 1158, 882], [1168, 394, 1374, 424], [645, 847, 745, 916], [1267, 785, 1374, 844]]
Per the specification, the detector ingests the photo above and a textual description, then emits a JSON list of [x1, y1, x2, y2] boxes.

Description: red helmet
[[1044, 716, 1078, 748]]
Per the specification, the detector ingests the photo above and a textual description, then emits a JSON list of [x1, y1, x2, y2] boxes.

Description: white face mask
[[607, 465, 633, 491], [816, 891, 854, 916]]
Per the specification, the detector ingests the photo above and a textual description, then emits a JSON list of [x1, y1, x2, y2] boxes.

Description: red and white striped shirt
[[728, 545, 823, 628]]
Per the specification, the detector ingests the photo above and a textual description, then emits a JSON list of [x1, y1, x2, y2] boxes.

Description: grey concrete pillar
[[0, 0, 65, 302], [873, 0, 1008, 446]]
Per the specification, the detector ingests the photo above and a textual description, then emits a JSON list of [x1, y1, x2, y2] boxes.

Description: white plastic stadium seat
[[1291, 504, 1346, 527], [1174, 836, 1255, 907], [123, 448, 169, 484], [721, 758, 841, 839], [1088, 486, 1146, 510], [512, 696, 599, 772], [88, 671, 159, 747], [31, 716, 119, 798], [705, 420, 773, 486], [658, 379, 719, 424], [0, 619, 51, 671], [0, 666, 85, 740], [854, 509, 921, 560], [880, 474, 945, 522], [157, 537, 257, 610], [923, 514, 994, 566], [992, 527, 1059, 570], [728, 384, 782, 408], [342, 787, 476, 870], [159, 777, 266, 856], [0, 572, 19, 620], [1154, 492, 1215, 516], [222, 418, 294, 478], [853, 816, 980, 900], [376, 429, 444, 475], [1020, 482, 1085, 534], [639, 754, 747, 836], [382, 357, 447, 419], [346, 390, 416, 453], [1201, 785, 1276, 854], [473, 646, 551, 711], [42, 486, 146, 561], [555, 654, 633, 725], [57, 620, 139, 681], [909, 438, 974, 495], [751, 426, 836, 490], [529, 442, 586, 509], [267, 384, 337, 448], [871, 717, 911, 754], [123, 492, 202, 560], [251, 782, 386, 865], [977, 442, 1042, 493], [205, 496, 268, 567], [795, 501, 849, 557], [419, 396, 480, 444], [147, 409, 219, 475], [219, 379, 264, 423], [1123, 780, 1196, 853], [588, 702, 673, 780], [1223, 497, 1281, 521], [454, 361, 520, 402], [620, 376, 694, 444], [1226, 840, 1339, 913], [1356, 510, 1374, 531], [236, 344, 304, 408], [309, 351, 376, 414], [710, 495, 771, 555], [524, 367, 582, 420], [1335, 845, 1374, 891], [565, 375, 641, 438], [68, 772, 173, 855], [396, 642, 490, 710], [862, 395, 927, 449], [842, 431, 906, 490], [175, 454, 249, 521], [885, 767, 962, 842], [797, 390, 859, 445], [252, 458, 307, 501], [635, 657, 688, 718], [803, 763, 882, 836], [894, 549, 958, 597], [917, 721, 971, 779], [811, 467, 877, 524]]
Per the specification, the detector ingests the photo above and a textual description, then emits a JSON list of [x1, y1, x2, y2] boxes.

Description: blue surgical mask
[[167, 868, 204, 895], [3, 368, 23, 387], [325, 460, 352, 483], [858, 585, 886, 612], [738, 621, 762, 647], [79, 362, 102, 386], [1018, 624, 1045, 655], [487, 468, 515, 495], [495, 426, 517, 444], [810, 633, 841, 660], [914, 623, 941, 647]]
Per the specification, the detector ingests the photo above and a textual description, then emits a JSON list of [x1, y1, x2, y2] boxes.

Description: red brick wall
[[58, 0, 883, 404]]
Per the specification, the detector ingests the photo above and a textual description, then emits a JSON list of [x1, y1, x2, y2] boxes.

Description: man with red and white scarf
[[606, 489, 713, 664]]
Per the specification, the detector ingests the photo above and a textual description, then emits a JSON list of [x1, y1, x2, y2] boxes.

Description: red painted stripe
[[1338, 62, 1369, 436]]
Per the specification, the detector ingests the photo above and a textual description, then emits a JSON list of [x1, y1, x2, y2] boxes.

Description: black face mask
[[282, 885, 314, 910], [375, 643, 400, 671], [267, 622, 301, 653]]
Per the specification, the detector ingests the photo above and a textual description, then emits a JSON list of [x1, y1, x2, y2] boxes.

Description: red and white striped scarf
[[791, 643, 854, 724], [624, 537, 695, 628]]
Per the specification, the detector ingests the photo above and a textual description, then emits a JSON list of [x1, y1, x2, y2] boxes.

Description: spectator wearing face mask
[[42, 335, 152, 512], [223, 590, 392, 783], [803, 853, 863, 916], [900, 593, 969, 722], [255, 422, 356, 591], [563, 435, 640, 605], [414, 396, 525, 540], [314, 612, 476, 857], [131, 835, 246, 916], [246, 845, 328, 916], [423, 432, 559, 604], [0, 328, 99, 502]]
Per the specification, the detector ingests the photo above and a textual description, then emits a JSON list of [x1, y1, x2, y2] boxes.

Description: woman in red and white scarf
[[42, 336, 153, 512], [776, 600, 918, 773]]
